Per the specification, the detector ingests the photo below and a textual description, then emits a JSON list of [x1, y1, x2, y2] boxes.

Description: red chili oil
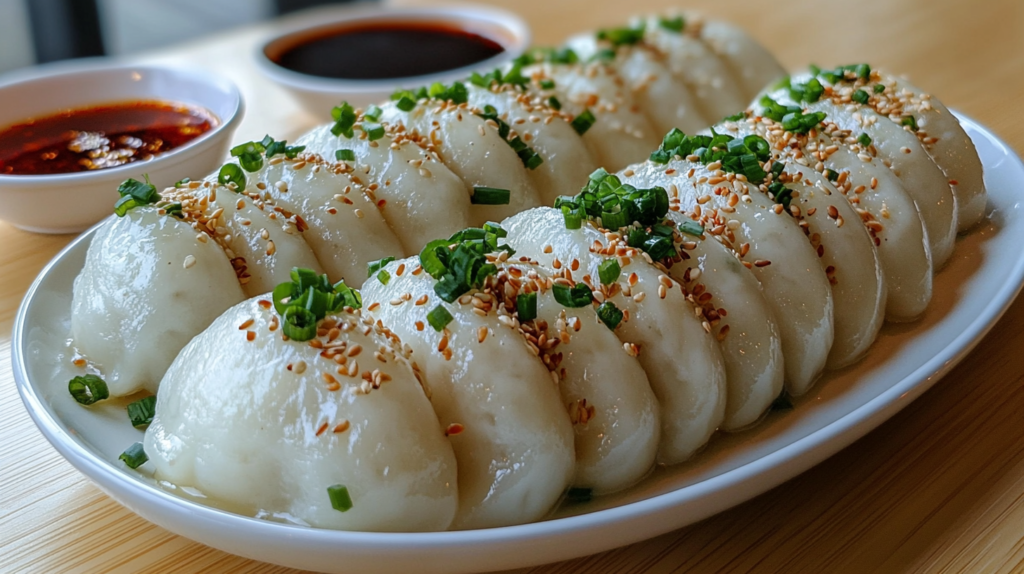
[[0, 100, 216, 175]]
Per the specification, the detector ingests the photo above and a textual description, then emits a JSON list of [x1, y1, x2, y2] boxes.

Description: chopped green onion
[[336, 149, 355, 162], [127, 395, 157, 428], [723, 111, 746, 122], [560, 204, 584, 229], [677, 219, 704, 237], [363, 122, 385, 141], [546, 96, 562, 111], [539, 79, 556, 90], [596, 23, 645, 46], [901, 115, 918, 131], [427, 305, 454, 332], [658, 15, 685, 32], [858, 133, 872, 147], [114, 175, 160, 217], [395, 95, 417, 112], [759, 96, 826, 135], [471, 186, 511, 205], [327, 484, 353, 512], [162, 202, 183, 218], [566, 487, 592, 503], [68, 374, 109, 405], [825, 168, 839, 182], [768, 182, 793, 210], [174, 177, 190, 187], [789, 77, 824, 103], [284, 144, 305, 159], [851, 89, 870, 105], [553, 283, 593, 308], [218, 163, 246, 190], [333, 280, 362, 309], [596, 301, 623, 330], [376, 269, 390, 285], [363, 104, 382, 122], [283, 306, 317, 341], [367, 256, 395, 277], [598, 259, 620, 285], [570, 109, 596, 136], [516, 291, 538, 322], [330, 102, 357, 138], [230, 141, 265, 172], [119, 442, 148, 469], [419, 239, 451, 279], [874, 84, 886, 93]]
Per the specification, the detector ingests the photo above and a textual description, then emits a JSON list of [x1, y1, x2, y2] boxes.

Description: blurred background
[[0, 0, 363, 76]]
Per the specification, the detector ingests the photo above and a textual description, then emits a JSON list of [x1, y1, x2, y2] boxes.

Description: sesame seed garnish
[[316, 421, 329, 436], [347, 344, 363, 357], [354, 209, 364, 218], [445, 423, 464, 436], [294, 360, 307, 374], [238, 319, 254, 330], [72, 358, 86, 368], [183, 255, 196, 269], [333, 420, 350, 433], [478, 326, 488, 343], [415, 321, 425, 331], [246, 331, 256, 342], [367, 302, 380, 311]]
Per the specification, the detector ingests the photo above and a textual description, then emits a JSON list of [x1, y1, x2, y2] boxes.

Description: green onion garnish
[[596, 301, 623, 330], [858, 133, 872, 147], [675, 220, 702, 238], [723, 111, 746, 122], [596, 23, 645, 47], [471, 186, 511, 205], [758, 96, 826, 135], [427, 305, 454, 332], [113, 175, 160, 217], [376, 269, 390, 285], [363, 123, 385, 141], [230, 141, 265, 172], [539, 79, 556, 90], [395, 95, 417, 112], [598, 259, 620, 285], [328, 484, 354, 512], [650, 127, 774, 183], [68, 374, 109, 405], [218, 163, 246, 190], [283, 306, 317, 340], [789, 77, 824, 103], [331, 102, 357, 138], [368, 256, 395, 277], [553, 283, 593, 308], [473, 104, 544, 169], [162, 202, 183, 219], [658, 15, 685, 32], [119, 442, 148, 469], [570, 109, 596, 136], [127, 395, 157, 428], [547, 96, 562, 111], [516, 291, 538, 322], [418, 225, 512, 303], [874, 84, 886, 93], [363, 104, 382, 122], [825, 168, 839, 182], [768, 182, 793, 210], [901, 115, 918, 131], [427, 81, 469, 104], [174, 177, 190, 187], [851, 89, 870, 105], [336, 149, 355, 162]]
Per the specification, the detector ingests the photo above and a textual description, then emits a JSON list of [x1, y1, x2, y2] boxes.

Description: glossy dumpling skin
[[296, 123, 474, 253], [361, 257, 575, 529], [380, 100, 541, 224], [465, 83, 599, 205], [166, 179, 324, 297], [563, 33, 708, 136], [71, 209, 245, 396], [502, 260, 660, 494], [252, 152, 404, 286], [640, 17, 747, 123], [762, 76, 959, 268], [688, 16, 787, 101], [664, 211, 784, 430], [145, 299, 458, 532], [503, 207, 727, 463], [523, 62, 661, 171], [621, 162, 834, 395]]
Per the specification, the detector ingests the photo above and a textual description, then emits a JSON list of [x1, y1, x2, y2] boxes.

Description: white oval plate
[[13, 115, 1024, 574]]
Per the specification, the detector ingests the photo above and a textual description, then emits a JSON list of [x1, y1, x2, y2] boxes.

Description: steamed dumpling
[[296, 120, 474, 252], [71, 208, 245, 396], [145, 299, 459, 532], [361, 256, 575, 529]]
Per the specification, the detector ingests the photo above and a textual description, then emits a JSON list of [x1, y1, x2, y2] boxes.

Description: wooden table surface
[[3, 0, 1024, 572]]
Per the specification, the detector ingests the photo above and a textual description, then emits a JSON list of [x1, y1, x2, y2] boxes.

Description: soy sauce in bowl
[[271, 22, 505, 81]]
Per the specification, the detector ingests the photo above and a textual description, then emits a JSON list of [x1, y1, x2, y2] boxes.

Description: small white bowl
[[256, 4, 531, 113], [0, 61, 244, 234]]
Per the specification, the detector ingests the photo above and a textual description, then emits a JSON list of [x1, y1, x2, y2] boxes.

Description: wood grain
[[3, 0, 1024, 572]]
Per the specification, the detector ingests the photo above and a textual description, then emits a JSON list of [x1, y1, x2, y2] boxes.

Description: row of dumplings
[[70, 14, 986, 532]]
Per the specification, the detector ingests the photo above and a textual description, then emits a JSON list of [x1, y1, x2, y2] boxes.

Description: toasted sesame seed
[[238, 318, 254, 330], [246, 330, 256, 342], [316, 422, 329, 436], [183, 255, 196, 269], [445, 423, 464, 436], [333, 420, 350, 433]]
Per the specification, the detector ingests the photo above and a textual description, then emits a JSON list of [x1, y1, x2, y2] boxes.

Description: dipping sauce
[[270, 22, 505, 80], [0, 101, 216, 176]]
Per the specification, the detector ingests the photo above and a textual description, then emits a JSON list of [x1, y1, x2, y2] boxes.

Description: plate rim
[[12, 113, 1024, 572]]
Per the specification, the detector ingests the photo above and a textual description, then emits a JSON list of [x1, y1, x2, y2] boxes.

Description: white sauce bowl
[[0, 61, 243, 234], [255, 4, 531, 113]]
